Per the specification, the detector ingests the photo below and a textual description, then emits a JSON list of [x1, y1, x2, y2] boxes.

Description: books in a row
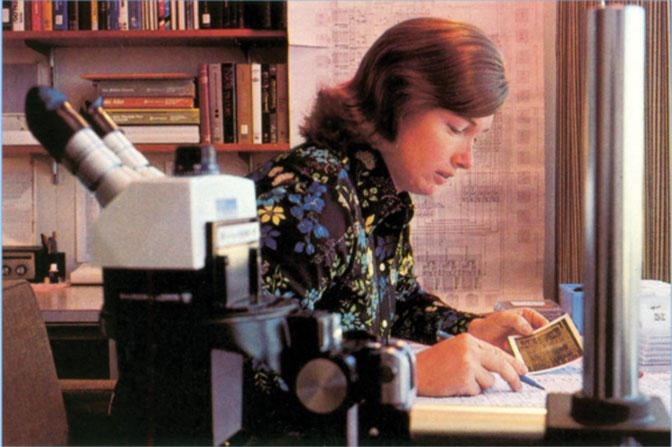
[[4, 0, 286, 31], [84, 72, 200, 144], [198, 62, 288, 145]]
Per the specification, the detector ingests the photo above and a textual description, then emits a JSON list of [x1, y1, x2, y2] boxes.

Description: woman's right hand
[[415, 333, 528, 396]]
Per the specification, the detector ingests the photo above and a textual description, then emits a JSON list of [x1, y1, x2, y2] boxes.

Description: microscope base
[[545, 393, 670, 446]]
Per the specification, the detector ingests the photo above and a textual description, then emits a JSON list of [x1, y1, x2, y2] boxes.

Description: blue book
[[128, 0, 141, 30], [53, 1, 67, 30], [107, 0, 119, 30]]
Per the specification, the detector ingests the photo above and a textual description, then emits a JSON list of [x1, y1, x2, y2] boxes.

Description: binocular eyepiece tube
[[25, 86, 159, 207]]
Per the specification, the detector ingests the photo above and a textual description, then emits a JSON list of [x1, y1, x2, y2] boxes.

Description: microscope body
[[93, 174, 416, 445]]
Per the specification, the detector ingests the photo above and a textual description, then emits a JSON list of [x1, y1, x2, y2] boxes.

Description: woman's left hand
[[467, 308, 549, 352]]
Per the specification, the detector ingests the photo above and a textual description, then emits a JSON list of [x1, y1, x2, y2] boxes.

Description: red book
[[197, 63, 212, 144], [30, 0, 41, 30]]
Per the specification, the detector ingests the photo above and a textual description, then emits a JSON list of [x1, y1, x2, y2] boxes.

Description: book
[[235, 63, 253, 145], [268, 63, 278, 143], [127, 0, 140, 30], [97, 0, 107, 30], [275, 63, 288, 143], [198, 0, 211, 28], [102, 96, 194, 108], [208, 63, 223, 143], [197, 63, 211, 144], [11, 0, 25, 31], [83, 73, 196, 97], [261, 63, 271, 143], [105, 108, 200, 125], [24, 0, 30, 30], [250, 62, 262, 144], [78, 0, 92, 30], [90, 0, 97, 30], [41, 0, 53, 30], [221, 62, 236, 143], [3, 1, 11, 30], [120, 124, 200, 144], [118, 0, 129, 30], [66, 0, 78, 30], [30, 0, 40, 31]]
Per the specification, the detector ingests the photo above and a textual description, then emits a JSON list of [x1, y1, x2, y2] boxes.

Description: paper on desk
[[416, 360, 671, 415]]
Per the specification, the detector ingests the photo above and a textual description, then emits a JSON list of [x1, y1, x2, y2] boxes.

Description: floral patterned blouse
[[249, 142, 480, 345]]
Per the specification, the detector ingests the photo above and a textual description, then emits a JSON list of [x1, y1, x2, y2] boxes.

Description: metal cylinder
[[581, 4, 647, 418]]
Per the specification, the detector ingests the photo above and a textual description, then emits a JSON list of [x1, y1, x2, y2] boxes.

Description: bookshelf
[[2, 25, 289, 154]]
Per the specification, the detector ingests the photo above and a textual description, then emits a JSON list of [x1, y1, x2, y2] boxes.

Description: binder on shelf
[[208, 63, 223, 143]]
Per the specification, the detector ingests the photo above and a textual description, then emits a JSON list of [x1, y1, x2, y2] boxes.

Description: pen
[[520, 374, 545, 390]]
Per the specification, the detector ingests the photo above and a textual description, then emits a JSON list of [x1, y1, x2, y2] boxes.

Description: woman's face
[[379, 108, 494, 195]]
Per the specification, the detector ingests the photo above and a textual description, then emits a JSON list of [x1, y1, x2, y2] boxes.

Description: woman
[[250, 17, 547, 400]]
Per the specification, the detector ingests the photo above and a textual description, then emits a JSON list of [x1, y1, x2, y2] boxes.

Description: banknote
[[508, 314, 583, 373]]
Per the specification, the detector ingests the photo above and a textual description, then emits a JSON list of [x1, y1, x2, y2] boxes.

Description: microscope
[[25, 86, 416, 446]]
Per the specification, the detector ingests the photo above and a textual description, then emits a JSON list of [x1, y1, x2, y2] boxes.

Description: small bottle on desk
[[48, 263, 60, 284]]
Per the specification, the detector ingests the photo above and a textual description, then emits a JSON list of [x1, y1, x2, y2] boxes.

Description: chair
[[2, 280, 116, 446]]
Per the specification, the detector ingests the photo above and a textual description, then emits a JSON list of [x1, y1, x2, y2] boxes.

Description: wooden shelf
[[3, 29, 286, 52], [2, 143, 289, 156]]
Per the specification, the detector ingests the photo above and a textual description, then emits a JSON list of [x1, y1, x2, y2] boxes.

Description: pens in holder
[[520, 374, 545, 390]]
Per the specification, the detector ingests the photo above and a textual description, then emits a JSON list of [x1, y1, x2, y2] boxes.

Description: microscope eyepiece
[[25, 86, 139, 207], [81, 97, 164, 178]]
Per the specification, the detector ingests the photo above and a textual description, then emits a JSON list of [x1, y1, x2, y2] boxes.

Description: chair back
[[3, 280, 69, 446]]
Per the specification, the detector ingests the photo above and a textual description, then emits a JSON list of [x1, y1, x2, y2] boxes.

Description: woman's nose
[[451, 142, 473, 169]]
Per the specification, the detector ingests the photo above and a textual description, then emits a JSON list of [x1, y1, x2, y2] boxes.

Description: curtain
[[555, 0, 670, 284]]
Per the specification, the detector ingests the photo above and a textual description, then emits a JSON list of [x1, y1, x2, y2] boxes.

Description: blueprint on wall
[[288, 1, 547, 313]]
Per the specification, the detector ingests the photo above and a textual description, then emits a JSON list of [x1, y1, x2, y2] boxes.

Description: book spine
[[90, 0, 98, 30], [251, 62, 262, 144], [102, 96, 195, 108], [128, 0, 141, 29], [275, 63, 288, 143], [208, 63, 223, 143], [23, 0, 30, 30], [118, 0, 128, 29], [78, 0, 91, 30], [197, 0, 209, 28], [66, 0, 77, 30], [169, 0, 176, 30], [235, 63, 252, 145], [3, 1, 11, 30], [106, 108, 201, 125], [97, 0, 107, 30], [269, 63, 278, 143], [107, 0, 119, 30], [96, 79, 196, 97], [191, 0, 198, 29], [197, 63, 212, 144], [11, 0, 25, 31], [176, 0, 184, 29], [30, 0, 40, 30], [221, 62, 236, 143], [261, 63, 271, 143], [120, 125, 200, 144]]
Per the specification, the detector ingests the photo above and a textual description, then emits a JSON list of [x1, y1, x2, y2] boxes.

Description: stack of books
[[198, 62, 288, 145], [82, 72, 200, 144], [4, 1, 286, 32]]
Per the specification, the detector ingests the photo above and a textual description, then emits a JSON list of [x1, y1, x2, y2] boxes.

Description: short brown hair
[[301, 17, 508, 146]]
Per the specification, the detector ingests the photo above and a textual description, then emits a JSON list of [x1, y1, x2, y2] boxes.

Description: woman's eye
[[447, 125, 462, 134]]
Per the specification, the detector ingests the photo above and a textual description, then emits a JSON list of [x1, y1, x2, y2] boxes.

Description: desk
[[31, 284, 117, 380]]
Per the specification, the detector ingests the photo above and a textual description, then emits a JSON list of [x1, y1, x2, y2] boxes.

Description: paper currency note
[[508, 314, 583, 373]]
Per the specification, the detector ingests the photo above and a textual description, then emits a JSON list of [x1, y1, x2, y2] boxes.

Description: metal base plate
[[545, 393, 670, 446]]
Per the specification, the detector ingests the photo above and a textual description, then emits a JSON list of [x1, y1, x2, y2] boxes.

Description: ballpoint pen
[[520, 374, 545, 390]]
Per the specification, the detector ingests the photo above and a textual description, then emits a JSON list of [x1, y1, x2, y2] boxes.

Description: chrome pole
[[578, 4, 649, 422]]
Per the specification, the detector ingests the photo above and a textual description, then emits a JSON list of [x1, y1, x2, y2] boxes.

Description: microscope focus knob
[[295, 358, 349, 414]]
